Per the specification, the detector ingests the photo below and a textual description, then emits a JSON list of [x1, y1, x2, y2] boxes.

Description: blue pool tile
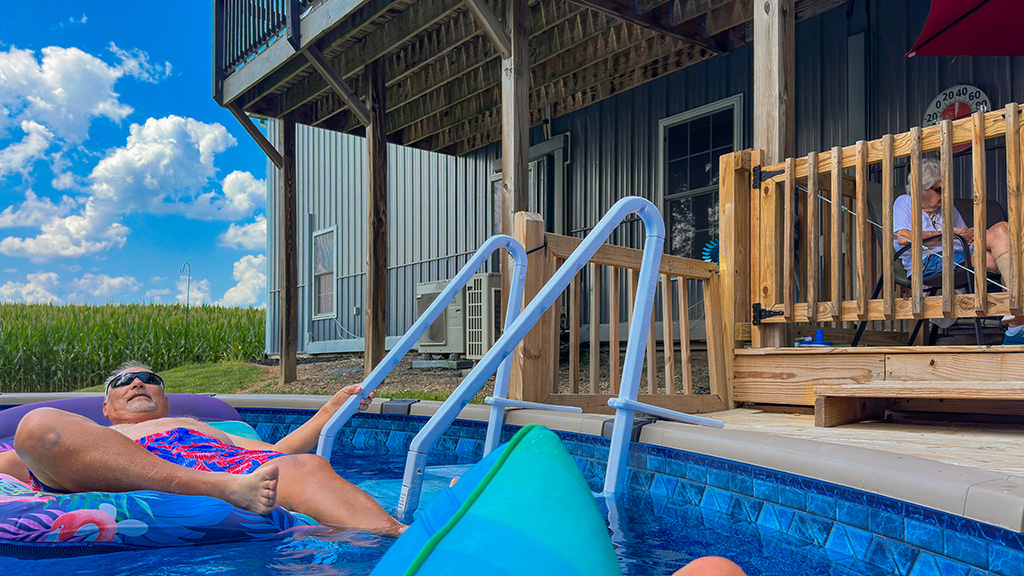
[[627, 450, 647, 469], [837, 500, 871, 530], [754, 479, 780, 503], [649, 474, 677, 499], [664, 457, 687, 479], [675, 480, 705, 506], [685, 463, 708, 484], [989, 544, 1024, 576], [908, 552, 973, 576], [806, 492, 837, 519], [943, 531, 989, 570], [789, 512, 833, 547], [756, 503, 790, 532], [730, 474, 754, 496], [647, 455, 667, 474], [906, 519, 946, 555], [865, 537, 901, 574], [871, 508, 907, 541], [728, 494, 763, 523], [708, 469, 731, 490], [627, 469, 654, 492], [701, 486, 733, 512], [779, 485, 807, 511]]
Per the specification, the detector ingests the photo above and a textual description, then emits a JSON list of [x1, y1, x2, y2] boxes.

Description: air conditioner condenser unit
[[415, 280, 466, 355], [465, 273, 502, 360]]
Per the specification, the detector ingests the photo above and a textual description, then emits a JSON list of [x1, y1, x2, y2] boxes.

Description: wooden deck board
[[700, 407, 1024, 477]]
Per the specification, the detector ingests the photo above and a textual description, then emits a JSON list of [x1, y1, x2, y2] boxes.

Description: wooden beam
[[365, 59, 388, 374], [566, 0, 726, 52], [278, 0, 461, 116], [428, 35, 715, 152], [501, 0, 530, 324], [753, 0, 795, 164], [464, 0, 512, 58], [278, 114, 298, 385], [227, 103, 283, 168], [669, 0, 734, 25], [313, 7, 613, 134], [304, 46, 372, 126]]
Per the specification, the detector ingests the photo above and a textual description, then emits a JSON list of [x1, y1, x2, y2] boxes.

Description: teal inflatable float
[[373, 424, 621, 576]]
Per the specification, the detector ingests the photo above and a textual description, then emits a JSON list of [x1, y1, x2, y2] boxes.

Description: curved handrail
[[395, 196, 667, 521], [314, 235, 529, 458]]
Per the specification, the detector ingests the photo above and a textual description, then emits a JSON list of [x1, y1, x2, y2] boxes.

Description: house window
[[661, 96, 742, 259], [312, 228, 336, 318]]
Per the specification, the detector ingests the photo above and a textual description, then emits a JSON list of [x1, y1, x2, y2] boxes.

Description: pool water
[[1, 410, 1021, 575]]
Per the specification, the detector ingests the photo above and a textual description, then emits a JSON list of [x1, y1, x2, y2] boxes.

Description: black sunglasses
[[107, 371, 164, 391]]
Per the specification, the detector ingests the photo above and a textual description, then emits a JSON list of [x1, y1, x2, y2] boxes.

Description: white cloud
[[108, 43, 171, 83], [0, 189, 76, 228], [150, 276, 166, 283], [89, 115, 235, 211], [68, 273, 141, 301], [0, 46, 134, 144], [177, 275, 211, 305], [146, 288, 171, 303], [187, 170, 265, 220], [219, 254, 266, 307], [0, 115, 236, 261], [0, 271, 61, 303], [0, 121, 52, 177], [0, 199, 129, 261], [2, 268, 17, 274], [220, 214, 266, 250]]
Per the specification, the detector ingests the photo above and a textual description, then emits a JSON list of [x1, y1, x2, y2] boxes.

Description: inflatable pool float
[[372, 424, 620, 576], [0, 395, 317, 559]]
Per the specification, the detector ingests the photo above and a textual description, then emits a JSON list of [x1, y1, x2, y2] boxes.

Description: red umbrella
[[908, 0, 1024, 57]]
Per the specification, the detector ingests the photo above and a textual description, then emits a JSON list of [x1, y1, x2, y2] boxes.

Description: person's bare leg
[[0, 449, 31, 484], [672, 557, 747, 576], [14, 407, 278, 514], [270, 453, 406, 536]]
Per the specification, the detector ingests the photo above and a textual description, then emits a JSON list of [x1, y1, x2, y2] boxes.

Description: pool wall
[[239, 405, 1024, 576]]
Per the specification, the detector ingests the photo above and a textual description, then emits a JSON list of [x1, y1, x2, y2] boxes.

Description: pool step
[[814, 381, 1024, 427]]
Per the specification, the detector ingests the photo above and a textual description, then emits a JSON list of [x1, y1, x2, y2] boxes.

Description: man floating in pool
[[0, 361, 406, 537]]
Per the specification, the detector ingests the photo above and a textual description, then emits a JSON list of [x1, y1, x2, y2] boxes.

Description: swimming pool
[[3, 406, 1023, 575]]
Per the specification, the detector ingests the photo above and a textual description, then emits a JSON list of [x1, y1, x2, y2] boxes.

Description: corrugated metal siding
[[267, 122, 495, 354]]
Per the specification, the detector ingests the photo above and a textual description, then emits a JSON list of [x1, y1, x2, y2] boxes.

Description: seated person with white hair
[[892, 157, 1022, 345]]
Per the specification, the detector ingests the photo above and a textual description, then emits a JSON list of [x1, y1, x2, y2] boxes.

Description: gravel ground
[[253, 344, 710, 399]]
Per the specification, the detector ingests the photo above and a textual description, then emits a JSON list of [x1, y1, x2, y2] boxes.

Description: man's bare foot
[[222, 464, 279, 514]]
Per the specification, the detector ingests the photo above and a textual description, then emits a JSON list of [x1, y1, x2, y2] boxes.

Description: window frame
[[657, 94, 744, 258], [311, 226, 338, 320]]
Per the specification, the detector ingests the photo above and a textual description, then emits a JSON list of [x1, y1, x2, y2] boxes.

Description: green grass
[[79, 362, 270, 395]]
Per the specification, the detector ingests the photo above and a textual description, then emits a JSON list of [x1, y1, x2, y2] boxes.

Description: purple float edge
[[0, 394, 241, 446]]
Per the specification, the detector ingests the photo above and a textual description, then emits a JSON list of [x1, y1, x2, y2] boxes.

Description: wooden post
[[753, 0, 795, 164], [278, 114, 298, 385], [939, 121, 955, 317], [806, 151, 819, 322], [1006, 104, 1022, 315], [365, 58, 388, 375], [718, 151, 750, 396], [510, 212, 551, 403], [500, 0, 531, 326], [972, 113, 988, 312], [753, 0, 794, 348], [881, 135, 895, 320], [856, 141, 869, 320]]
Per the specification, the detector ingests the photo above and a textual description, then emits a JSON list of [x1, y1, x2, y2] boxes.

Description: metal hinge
[[752, 303, 784, 326], [751, 165, 785, 190]]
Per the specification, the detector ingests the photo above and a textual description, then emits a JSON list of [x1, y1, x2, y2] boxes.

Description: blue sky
[[0, 2, 269, 307]]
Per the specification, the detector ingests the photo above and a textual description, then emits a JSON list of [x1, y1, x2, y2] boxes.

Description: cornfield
[[0, 303, 265, 393]]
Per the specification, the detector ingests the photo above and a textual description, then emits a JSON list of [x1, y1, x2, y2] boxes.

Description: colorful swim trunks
[[28, 427, 285, 491], [136, 427, 286, 475]]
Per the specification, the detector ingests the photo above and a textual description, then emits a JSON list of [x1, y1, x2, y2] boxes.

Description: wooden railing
[[720, 104, 1024, 349], [214, 0, 318, 80], [511, 212, 729, 414]]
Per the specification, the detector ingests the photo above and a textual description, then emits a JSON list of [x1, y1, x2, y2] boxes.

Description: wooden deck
[[703, 407, 1024, 478]]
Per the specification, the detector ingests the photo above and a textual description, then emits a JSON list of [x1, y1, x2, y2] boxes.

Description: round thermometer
[[923, 84, 991, 151]]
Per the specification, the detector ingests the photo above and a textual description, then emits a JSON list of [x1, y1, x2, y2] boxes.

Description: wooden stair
[[814, 381, 1024, 427]]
